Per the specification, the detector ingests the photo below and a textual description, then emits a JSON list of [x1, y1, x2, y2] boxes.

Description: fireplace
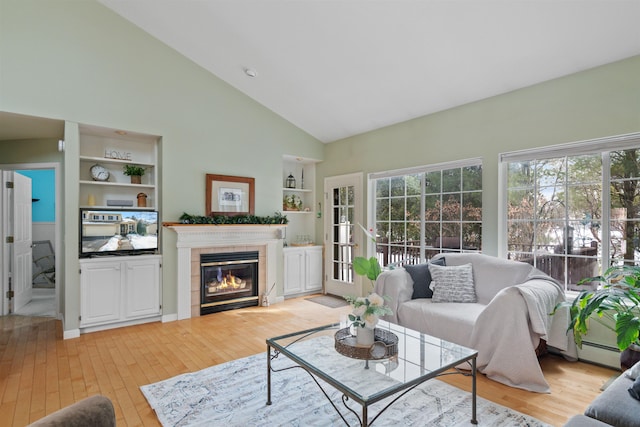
[[200, 251, 259, 315], [164, 223, 285, 320]]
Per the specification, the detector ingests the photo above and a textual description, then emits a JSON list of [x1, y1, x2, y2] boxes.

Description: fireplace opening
[[200, 251, 259, 315]]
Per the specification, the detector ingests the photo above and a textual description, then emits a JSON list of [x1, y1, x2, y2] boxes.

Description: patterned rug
[[141, 337, 551, 427]]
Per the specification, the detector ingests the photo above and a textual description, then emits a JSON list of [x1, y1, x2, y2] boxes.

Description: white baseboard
[[63, 329, 80, 340], [79, 316, 161, 334], [162, 313, 178, 323]]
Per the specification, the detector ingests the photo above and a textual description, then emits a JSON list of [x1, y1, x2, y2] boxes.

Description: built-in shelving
[[282, 154, 319, 246], [79, 125, 159, 209], [77, 124, 162, 334]]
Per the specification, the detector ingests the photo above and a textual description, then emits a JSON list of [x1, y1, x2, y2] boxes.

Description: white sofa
[[374, 252, 577, 393]]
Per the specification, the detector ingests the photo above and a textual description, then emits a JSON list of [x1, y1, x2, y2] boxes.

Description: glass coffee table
[[266, 320, 478, 426]]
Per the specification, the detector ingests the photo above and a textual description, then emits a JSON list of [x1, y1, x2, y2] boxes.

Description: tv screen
[[80, 208, 159, 257]]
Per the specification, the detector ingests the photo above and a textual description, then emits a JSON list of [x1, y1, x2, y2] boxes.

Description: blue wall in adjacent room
[[17, 169, 55, 222]]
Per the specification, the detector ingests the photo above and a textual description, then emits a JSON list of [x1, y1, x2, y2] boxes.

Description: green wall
[[319, 55, 640, 256], [0, 0, 323, 333], [2, 0, 639, 334]]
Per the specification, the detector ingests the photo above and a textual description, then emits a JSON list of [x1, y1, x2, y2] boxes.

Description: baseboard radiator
[[578, 341, 620, 369]]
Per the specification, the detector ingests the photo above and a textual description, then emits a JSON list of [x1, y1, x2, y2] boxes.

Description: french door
[[324, 173, 363, 297]]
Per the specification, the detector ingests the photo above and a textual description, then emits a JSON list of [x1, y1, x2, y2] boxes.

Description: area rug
[[141, 336, 550, 427], [305, 294, 350, 308]]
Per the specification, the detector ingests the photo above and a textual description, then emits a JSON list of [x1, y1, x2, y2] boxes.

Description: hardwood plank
[[0, 296, 619, 427]]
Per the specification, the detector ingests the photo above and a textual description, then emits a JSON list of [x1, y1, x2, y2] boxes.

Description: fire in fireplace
[[200, 251, 259, 315]]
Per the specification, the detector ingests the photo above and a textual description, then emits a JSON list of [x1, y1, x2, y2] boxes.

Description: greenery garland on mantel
[[178, 212, 288, 225]]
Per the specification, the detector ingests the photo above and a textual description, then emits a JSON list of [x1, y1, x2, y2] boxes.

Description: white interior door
[[3, 171, 33, 313], [324, 173, 363, 297]]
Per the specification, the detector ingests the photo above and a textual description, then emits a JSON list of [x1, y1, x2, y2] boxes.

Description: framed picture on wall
[[206, 174, 255, 216]]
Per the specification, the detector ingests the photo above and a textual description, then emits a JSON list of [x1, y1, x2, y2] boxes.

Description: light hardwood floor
[[0, 295, 618, 426]]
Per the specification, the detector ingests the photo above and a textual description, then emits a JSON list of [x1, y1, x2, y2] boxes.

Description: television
[[79, 208, 159, 257]]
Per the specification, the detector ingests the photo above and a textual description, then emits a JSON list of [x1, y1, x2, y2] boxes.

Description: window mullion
[[420, 173, 425, 263], [602, 151, 611, 268]]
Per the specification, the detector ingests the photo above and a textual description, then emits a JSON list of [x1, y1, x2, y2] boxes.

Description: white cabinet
[[304, 246, 323, 292], [125, 258, 161, 318], [79, 124, 159, 210], [283, 246, 323, 296], [79, 259, 122, 326], [80, 255, 161, 329]]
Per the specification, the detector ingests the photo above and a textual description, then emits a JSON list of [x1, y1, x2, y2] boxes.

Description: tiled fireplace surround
[[166, 224, 286, 320]]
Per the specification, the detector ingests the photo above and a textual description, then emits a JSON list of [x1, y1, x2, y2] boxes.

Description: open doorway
[[0, 111, 65, 319], [1, 164, 60, 318]]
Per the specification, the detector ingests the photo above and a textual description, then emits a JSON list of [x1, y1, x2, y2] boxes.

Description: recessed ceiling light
[[244, 68, 257, 78]]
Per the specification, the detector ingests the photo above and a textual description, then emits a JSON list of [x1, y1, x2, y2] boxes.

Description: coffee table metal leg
[[471, 356, 477, 424], [266, 344, 272, 405]]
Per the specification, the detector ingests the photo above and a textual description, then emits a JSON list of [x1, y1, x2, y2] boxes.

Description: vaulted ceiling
[[3, 2, 640, 143], [98, 0, 640, 143]]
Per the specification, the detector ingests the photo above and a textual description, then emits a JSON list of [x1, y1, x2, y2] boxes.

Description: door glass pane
[[331, 185, 355, 283]]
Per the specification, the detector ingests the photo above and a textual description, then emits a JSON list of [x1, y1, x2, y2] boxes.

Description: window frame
[[498, 132, 640, 290], [368, 157, 483, 266]]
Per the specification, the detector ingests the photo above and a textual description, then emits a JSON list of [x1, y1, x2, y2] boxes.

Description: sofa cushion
[[585, 372, 640, 427], [432, 253, 534, 304], [27, 395, 116, 427], [630, 376, 640, 401], [627, 360, 640, 380], [563, 414, 611, 427], [406, 258, 446, 299], [429, 263, 477, 303], [398, 299, 486, 347]]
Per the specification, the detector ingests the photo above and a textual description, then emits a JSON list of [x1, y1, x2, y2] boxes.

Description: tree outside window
[[374, 163, 482, 267], [505, 146, 640, 291]]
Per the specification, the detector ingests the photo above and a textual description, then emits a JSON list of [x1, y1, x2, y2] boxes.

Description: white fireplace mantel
[[165, 223, 286, 320]]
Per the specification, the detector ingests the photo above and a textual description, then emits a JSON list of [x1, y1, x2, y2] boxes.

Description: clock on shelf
[[90, 164, 110, 182]]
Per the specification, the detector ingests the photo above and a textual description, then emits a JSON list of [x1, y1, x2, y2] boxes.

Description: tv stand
[[79, 255, 161, 331]]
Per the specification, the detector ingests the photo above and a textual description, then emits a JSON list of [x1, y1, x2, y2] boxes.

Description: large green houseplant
[[558, 265, 640, 365]]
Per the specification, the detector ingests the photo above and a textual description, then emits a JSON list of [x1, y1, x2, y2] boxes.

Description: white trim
[[63, 329, 80, 340], [162, 313, 178, 323], [369, 157, 483, 180], [497, 154, 508, 257], [499, 132, 640, 163], [0, 162, 61, 318]]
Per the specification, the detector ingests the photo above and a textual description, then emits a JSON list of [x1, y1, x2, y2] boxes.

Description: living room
[[1, 0, 639, 426]]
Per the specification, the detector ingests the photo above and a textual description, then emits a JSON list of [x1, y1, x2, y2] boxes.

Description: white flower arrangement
[[283, 194, 303, 211], [344, 292, 392, 330]]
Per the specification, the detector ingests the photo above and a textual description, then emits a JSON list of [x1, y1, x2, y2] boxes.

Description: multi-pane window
[[502, 135, 640, 291], [371, 160, 482, 267]]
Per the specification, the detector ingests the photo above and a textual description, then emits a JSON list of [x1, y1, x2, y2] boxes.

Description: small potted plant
[[556, 265, 640, 369], [123, 164, 146, 184]]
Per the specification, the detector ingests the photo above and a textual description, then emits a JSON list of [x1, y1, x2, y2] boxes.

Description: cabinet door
[[124, 258, 161, 318], [80, 261, 122, 326], [304, 248, 323, 292], [283, 249, 304, 295]]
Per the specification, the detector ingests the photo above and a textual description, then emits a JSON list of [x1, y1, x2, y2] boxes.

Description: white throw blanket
[[468, 273, 577, 393]]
